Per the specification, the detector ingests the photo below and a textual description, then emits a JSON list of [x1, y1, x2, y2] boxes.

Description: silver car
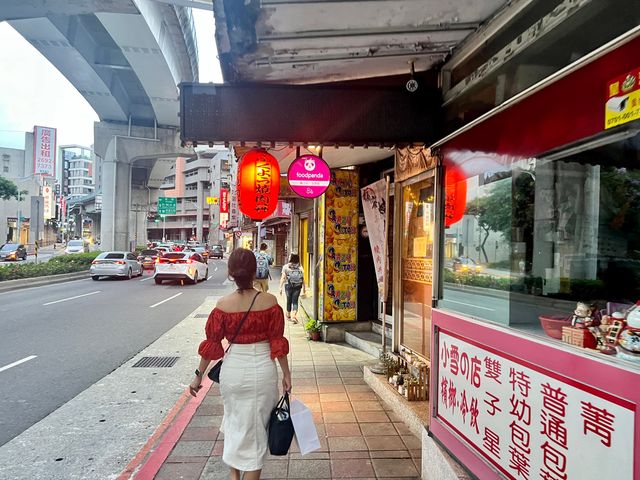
[[90, 251, 143, 280], [65, 239, 88, 254]]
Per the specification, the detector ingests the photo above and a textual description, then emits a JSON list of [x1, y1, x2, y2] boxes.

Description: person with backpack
[[279, 253, 306, 323], [254, 243, 273, 292]]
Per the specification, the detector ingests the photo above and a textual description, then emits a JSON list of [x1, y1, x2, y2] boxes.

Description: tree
[[465, 175, 535, 263], [0, 176, 29, 202], [465, 179, 511, 262], [1, 176, 18, 200]]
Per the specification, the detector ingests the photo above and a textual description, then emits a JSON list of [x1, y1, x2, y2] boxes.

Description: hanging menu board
[[321, 169, 358, 322]]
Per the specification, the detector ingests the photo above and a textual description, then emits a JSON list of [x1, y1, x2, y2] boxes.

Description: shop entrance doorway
[[398, 172, 435, 360]]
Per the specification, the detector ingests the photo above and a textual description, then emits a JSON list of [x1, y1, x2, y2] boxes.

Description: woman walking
[[279, 253, 306, 323], [189, 248, 291, 480]]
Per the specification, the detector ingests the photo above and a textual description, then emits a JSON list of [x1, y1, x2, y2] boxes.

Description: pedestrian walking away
[[189, 248, 292, 480], [253, 242, 273, 292], [279, 253, 306, 323]]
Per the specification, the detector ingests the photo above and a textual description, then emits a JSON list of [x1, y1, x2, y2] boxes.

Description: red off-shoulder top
[[198, 304, 289, 360]]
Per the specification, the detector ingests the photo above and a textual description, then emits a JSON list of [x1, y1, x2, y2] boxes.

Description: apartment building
[[150, 148, 232, 244]]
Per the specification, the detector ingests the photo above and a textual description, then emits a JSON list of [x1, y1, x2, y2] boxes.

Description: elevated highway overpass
[[2, 0, 199, 250]]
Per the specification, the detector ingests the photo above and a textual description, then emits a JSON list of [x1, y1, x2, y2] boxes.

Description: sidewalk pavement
[[131, 278, 422, 479]]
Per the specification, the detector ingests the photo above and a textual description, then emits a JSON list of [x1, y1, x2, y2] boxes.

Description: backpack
[[286, 264, 303, 285], [256, 252, 271, 279]]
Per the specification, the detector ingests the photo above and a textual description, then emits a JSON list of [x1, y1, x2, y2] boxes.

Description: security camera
[[406, 78, 419, 93]]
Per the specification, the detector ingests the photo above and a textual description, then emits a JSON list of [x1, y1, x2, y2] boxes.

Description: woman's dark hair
[[228, 248, 256, 289], [289, 253, 300, 264]]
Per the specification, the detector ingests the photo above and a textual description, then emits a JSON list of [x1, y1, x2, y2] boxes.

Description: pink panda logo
[[304, 158, 316, 171]]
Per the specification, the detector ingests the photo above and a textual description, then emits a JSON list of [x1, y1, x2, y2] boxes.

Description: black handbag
[[268, 393, 295, 456], [208, 292, 260, 383]]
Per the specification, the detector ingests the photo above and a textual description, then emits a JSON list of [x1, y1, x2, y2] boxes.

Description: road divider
[[149, 292, 182, 309], [43, 291, 101, 306], [0, 355, 37, 373]]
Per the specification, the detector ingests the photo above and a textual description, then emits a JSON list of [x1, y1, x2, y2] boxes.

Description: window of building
[[440, 131, 640, 367], [3, 165, 8, 173]]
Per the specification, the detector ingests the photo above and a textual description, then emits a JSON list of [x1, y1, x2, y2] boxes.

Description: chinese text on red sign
[[436, 331, 634, 479]]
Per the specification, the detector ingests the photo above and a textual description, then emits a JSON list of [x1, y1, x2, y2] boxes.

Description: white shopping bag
[[290, 398, 321, 455]]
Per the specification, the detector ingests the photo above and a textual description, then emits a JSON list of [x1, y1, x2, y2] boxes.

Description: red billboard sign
[[220, 188, 229, 214]]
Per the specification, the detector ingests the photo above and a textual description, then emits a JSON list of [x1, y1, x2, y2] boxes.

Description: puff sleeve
[[198, 308, 225, 360], [269, 305, 290, 359]]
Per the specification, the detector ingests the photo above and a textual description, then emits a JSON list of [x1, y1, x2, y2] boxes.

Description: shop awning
[[213, 0, 511, 84]]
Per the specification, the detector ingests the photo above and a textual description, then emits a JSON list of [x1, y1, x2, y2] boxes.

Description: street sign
[[206, 196, 214, 204], [235, 230, 242, 238], [157, 197, 177, 215]]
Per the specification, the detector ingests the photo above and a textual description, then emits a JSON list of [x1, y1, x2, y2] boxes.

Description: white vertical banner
[[42, 185, 53, 220], [33, 126, 57, 176], [361, 179, 387, 299]]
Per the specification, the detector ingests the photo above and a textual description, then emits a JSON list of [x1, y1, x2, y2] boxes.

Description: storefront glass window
[[400, 176, 435, 359], [440, 132, 640, 366]]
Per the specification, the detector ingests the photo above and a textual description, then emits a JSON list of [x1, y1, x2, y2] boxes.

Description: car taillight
[[91, 260, 99, 265], [115, 260, 126, 265]]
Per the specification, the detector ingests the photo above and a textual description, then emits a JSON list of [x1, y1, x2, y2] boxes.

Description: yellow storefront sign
[[605, 68, 640, 129], [321, 170, 359, 322]]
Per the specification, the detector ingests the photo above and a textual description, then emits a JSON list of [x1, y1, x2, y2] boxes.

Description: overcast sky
[[0, 9, 221, 151]]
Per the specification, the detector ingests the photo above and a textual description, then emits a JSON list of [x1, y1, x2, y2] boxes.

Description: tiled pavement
[[153, 312, 422, 479]]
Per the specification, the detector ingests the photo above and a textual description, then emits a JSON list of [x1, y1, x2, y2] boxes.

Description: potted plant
[[304, 318, 322, 341]]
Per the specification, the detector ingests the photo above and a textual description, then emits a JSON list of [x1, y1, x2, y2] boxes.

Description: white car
[[154, 252, 209, 285], [65, 239, 88, 254], [90, 251, 143, 280]]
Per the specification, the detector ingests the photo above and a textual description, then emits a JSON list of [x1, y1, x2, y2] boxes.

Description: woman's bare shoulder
[[256, 292, 279, 309], [215, 293, 237, 311]]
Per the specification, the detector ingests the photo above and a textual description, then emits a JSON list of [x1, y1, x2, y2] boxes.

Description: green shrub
[[443, 269, 511, 291], [48, 251, 101, 266], [0, 252, 100, 282]]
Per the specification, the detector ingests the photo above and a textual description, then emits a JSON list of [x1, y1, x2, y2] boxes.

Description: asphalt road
[[0, 257, 230, 447]]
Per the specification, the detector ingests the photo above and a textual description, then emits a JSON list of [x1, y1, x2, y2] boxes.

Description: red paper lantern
[[444, 165, 467, 227], [237, 149, 281, 221]]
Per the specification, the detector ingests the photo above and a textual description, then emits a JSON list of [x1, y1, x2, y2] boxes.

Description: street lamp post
[[16, 190, 24, 243], [162, 214, 166, 242], [34, 197, 41, 250]]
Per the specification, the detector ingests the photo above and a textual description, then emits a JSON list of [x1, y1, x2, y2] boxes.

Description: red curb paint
[[117, 378, 214, 480]]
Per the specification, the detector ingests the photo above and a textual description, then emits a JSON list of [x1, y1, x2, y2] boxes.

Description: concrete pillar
[[95, 121, 192, 251]]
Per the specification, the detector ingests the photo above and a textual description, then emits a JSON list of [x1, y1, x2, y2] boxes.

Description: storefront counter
[[430, 309, 639, 480]]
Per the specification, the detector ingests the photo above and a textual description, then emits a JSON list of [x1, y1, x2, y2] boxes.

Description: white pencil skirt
[[219, 341, 279, 471]]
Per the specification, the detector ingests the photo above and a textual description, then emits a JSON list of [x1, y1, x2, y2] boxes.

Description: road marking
[[214, 266, 218, 272], [207, 275, 212, 280], [140, 276, 153, 282], [150, 292, 183, 309], [0, 278, 87, 296], [0, 355, 37, 373], [444, 299, 494, 311], [43, 291, 100, 306]]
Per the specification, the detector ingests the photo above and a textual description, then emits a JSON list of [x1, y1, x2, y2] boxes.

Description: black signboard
[[179, 83, 440, 146]]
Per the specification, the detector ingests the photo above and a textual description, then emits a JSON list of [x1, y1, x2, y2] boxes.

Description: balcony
[[183, 158, 211, 172], [160, 178, 176, 190], [184, 170, 210, 185]]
